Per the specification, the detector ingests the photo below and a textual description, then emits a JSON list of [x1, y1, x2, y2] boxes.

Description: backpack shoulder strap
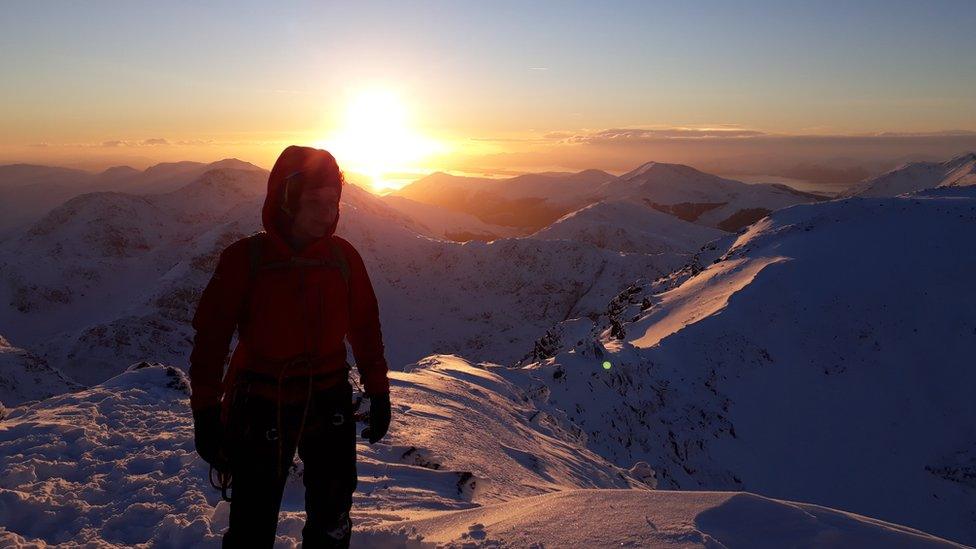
[[246, 231, 267, 282], [235, 231, 266, 327], [328, 239, 351, 286]]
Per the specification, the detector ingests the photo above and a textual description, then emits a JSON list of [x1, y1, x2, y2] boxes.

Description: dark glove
[[361, 393, 391, 444], [193, 406, 228, 470]]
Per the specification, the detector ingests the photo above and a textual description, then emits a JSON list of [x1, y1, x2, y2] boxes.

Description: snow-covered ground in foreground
[[0, 360, 645, 547], [386, 489, 960, 548], [0, 362, 961, 548]]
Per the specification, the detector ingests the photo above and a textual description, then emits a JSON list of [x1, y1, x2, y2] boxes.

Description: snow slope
[[0, 359, 645, 547], [531, 199, 724, 255], [2, 361, 960, 548], [388, 489, 960, 548], [846, 152, 976, 197], [0, 168, 269, 384], [592, 161, 824, 231], [514, 190, 976, 544], [0, 334, 80, 408]]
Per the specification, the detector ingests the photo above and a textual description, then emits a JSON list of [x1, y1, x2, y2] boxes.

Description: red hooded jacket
[[188, 146, 390, 413]]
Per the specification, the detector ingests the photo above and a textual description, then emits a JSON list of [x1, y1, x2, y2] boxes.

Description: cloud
[[558, 127, 976, 145], [141, 138, 169, 146], [563, 127, 767, 143]]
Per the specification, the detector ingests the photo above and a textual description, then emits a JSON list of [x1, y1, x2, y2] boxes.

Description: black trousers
[[221, 380, 357, 548]]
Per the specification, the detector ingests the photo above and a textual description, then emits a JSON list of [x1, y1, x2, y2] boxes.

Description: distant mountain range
[[0, 158, 264, 238], [395, 161, 825, 233]]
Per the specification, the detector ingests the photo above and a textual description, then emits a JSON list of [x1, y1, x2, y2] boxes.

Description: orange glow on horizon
[[315, 88, 447, 192]]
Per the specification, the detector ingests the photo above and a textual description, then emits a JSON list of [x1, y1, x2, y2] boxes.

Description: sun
[[317, 89, 442, 193]]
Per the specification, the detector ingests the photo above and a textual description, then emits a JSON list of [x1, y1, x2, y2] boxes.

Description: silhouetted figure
[[189, 146, 392, 548]]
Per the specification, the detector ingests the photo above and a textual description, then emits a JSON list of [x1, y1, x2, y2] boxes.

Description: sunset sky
[[3, 0, 976, 190]]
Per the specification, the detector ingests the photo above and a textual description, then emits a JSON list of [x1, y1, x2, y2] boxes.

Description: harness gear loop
[[209, 465, 233, 502]]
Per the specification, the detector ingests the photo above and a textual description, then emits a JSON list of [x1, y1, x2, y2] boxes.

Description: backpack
[[240, 232, 351, 322]]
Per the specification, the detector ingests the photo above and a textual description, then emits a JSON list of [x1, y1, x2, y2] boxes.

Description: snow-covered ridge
[[516, 189, 976, 544], [846, 152, 976, 197]]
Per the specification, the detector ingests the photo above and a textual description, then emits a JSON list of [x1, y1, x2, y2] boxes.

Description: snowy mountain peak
[[575, 168, 614, 178], [847, 152, 976, 197], [96, 165, 140, 180], [173, 167, 266, 194], [619, 160, 705, 181], [204, 158, 265, 172]]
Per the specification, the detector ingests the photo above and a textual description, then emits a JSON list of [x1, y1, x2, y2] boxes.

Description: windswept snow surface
[[2, 362, 960, 548], [387, 489, 960, 548], [846, 152, 976, 197], [515, 190, 976, 544], [0, 360, 643, 547]]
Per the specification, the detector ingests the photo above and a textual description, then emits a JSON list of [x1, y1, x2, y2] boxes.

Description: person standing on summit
[[188, 146, 392, 548]]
